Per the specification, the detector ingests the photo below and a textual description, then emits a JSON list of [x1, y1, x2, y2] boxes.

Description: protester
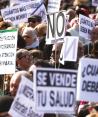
[[66, 8, 76, 22], [29, 59, 52, 72], [84, 26, 98, 55], [17, 33, 26, 49], [10, 70, 32, 96], [29, 49, 44, 63], [34, 22, 53, 60], [18, 22, 27, 35], [77, 40, 84, 62], [16, 49, 33, 71], [49, 42, 63, 68], [27, 15, 42, 28], [34, 23, 47, 38], [22, 27, 39, 49]]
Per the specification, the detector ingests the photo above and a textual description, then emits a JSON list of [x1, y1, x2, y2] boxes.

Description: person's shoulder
[[84, 54, 95, 58]]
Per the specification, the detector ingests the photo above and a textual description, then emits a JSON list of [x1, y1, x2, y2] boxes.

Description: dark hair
[[17, 33, 26, 48], [34, 59, 52, 68], [78, 108, 89, 117], [28, 15, 42, 23], [30, 49, 43, 59], [44, 113, 56, 117], [76, 5, 90, 16], [0, 96, 13, 112]]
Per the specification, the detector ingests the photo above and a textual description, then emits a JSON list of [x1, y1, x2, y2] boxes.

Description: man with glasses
[[27, 15, 42, 28], [16, 49, 33, 71]]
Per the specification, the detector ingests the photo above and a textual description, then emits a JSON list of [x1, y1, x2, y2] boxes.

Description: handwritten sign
[[1, 1, 47, 25], [79, 14, 95, 40], [77, 58, 98, 102], [10, 0, 32, 6], [0, 29, 17, 74], [47, 0, 61, 13], [9, 76, 43, 117]]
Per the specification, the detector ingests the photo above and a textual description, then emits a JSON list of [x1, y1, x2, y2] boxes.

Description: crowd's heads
[[10, 70, 32, 96]]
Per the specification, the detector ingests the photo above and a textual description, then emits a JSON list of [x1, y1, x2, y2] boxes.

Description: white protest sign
[[9, 76, 43, 117], [46, 11, 68, 44], [1, 1, 47, 26], [79, 14, 95, 40], [92, 0, 98, 7], [34, 68, 77, 113], [10, 0, 32, 6], [0, 29, 17, 74], [60, 36, 79, 63], [47, 0, 61, 13], [77, 58, 98, 102]]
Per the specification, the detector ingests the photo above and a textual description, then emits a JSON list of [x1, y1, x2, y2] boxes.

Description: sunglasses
[[28, 19, 36, 23]]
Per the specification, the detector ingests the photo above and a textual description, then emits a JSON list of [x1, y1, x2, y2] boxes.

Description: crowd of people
[[0, 0, 98, 117]]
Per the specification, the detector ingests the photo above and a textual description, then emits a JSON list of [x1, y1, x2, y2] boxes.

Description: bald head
[[10, 71, 32, 96]]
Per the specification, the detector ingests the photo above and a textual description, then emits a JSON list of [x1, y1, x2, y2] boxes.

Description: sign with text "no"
[[46, 10, 68, 44]]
